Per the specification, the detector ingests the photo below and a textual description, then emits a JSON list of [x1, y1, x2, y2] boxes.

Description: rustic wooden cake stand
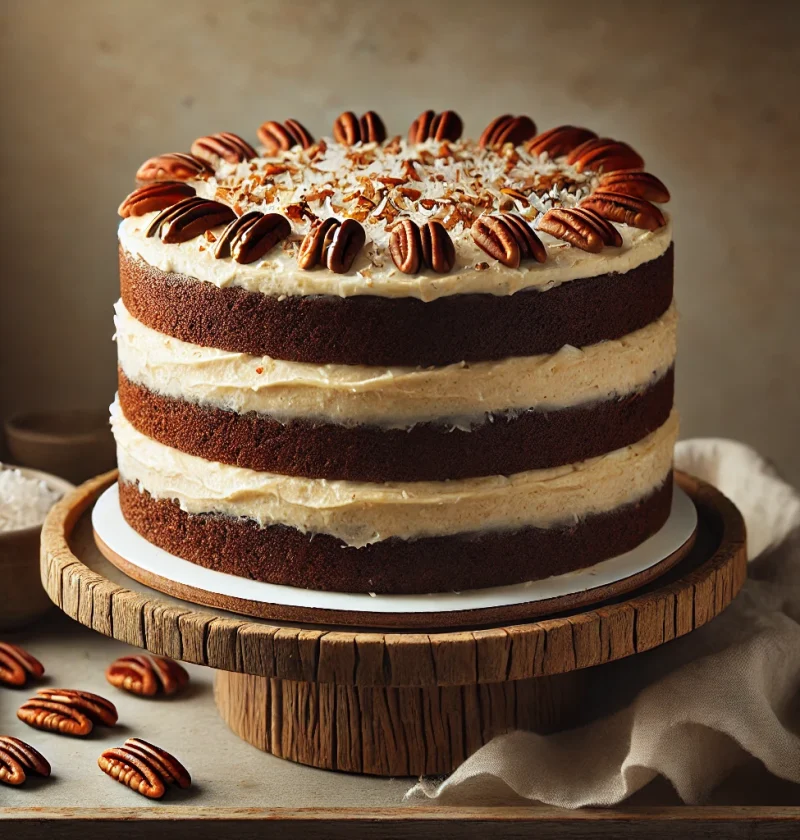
[[40, 471, 746, 777]]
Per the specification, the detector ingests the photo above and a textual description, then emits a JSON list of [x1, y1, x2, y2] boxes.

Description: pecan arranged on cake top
[[121, 110, 671, 279]]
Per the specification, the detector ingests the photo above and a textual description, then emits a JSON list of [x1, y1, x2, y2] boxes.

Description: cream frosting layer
[[119, 213, 671, 302], [113, 402, 678, 547], [115, 301, 676, 428]]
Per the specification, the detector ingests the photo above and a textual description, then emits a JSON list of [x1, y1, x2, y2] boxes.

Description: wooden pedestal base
[[215, 669, 585, 776]]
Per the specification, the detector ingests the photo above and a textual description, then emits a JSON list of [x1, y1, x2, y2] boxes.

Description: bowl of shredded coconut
[[0, 464, 74, 630]]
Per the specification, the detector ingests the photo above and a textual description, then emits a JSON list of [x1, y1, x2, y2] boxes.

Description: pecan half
[[566, 137, 644, 173], [146, 197, 235, 243], [298, 217, 365, 273], [136, 153, 213, 183], [99, 738, 191, 799], [471, 213, 545, 267], [37, 689, 118, 726], [107, 655, 190, 698], [538, 206, 621, 253], [526, 125, 597, 157], [333, 111, 386, 145], [257, 119, 314, 154], [190, 132, 257, 164], [580, 190, 666, 230], [214, 212, 291, 264], [598, 171, 670, 203], [408, 110, 463, 143], [0, 736, 51, 778], [478, 115, 537, 149], [0, 643, 44, 688], [389, 219, 422, 274], [17, 699, 93, 736], [118, 182, 196, 218], [0, 749, 25, 786], [420, 220, 456, 273]]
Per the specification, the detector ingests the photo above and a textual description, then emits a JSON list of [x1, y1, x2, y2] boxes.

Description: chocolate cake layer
[[119, 479, 673, 594], [118, 369, 674, 482], [120, 245, 673, 367]]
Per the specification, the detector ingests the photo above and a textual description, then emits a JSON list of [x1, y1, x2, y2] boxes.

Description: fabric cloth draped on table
[[406, 438, 800, 806]]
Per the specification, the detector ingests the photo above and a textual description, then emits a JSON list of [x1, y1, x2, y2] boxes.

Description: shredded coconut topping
[[0, 465, 63, 532]]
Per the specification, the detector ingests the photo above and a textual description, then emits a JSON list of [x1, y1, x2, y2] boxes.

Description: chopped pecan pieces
[[136, 153, 213, 183], [566, 137, 644, 173], [598, 171, 670, 203], [478, 115, 537, 149], [471, 213, 545, 268], [190, 132, 257, 164], [18, 688, 118, 736], [99, 738, 190, 799], [0, 736, 51, 784], [257, 119, 314, 154], [0, 642, 44, 688], [538, 206, 622, 252], [106, 655, 190, 697], [333, 111, 386, 145], [580, 190, 666, 231], [408, 110, 463, 143], [526, 125, 597, 157], [298, 217, 366, 273], [146, 197, 236, 243], [118, 182, 196, 218]]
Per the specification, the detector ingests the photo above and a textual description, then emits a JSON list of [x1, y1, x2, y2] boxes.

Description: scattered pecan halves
[[0, 642, 44, 688], [580, 190, 666, 231], [17, 699, 94, 737], [146, 197, 236, 243], [598, 171, 670, 203], [99, 738, 191, 799], [471, 214, 545, 268], [136, 153, 213, 183], [478, 115, 537, 149], [408, 110, 463, 143], [257, 119, 314, 154], [0, 736, 51, 778], [538, 206, 621, 253], [190, 132, 257, 164], [566, 137, 644, 173], [118, 182, 196, 218], [333, 111, 386, 145], [125, 738, 191, 788], [527, 125, 597, 157], [0, 749, 25, 786]]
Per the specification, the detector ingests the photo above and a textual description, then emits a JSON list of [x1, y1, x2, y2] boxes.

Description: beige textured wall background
[[1, 0, 798, 481]]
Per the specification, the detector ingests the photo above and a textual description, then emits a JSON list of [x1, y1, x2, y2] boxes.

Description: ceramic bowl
[[0, 466, 75, 631], [5, 408, 115, 484]]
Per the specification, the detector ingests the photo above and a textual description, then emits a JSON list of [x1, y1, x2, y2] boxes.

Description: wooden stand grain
[[41, 470, 747, 777]]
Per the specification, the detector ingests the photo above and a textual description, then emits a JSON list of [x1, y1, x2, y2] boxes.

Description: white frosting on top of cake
[[113, 402, 678, 546], [118, 138, 672, 301]]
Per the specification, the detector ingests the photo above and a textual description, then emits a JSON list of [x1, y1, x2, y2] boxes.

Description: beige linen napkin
[[406, 439, 800, 806]]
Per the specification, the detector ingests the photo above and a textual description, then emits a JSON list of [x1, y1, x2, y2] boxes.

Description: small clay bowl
[[0, 466, 74, 631], [5, 409, 115, 485]]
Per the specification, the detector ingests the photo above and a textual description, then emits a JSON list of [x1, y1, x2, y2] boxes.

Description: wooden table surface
[[2, 610, 799, 838]]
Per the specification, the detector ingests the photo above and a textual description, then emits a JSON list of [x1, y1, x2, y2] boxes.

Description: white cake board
[[91, 482, 697, 629]]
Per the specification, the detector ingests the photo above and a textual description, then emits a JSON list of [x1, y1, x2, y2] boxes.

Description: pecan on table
[[0, 736, 51, 785], [190, 132, 257, 164], [257, 119, 315, 154], [99, 738, 191, 799], [136, 153, 213, 183], [566, 137, 644, 173], [0, 642, 44, 688], [471, 213, 546, 268], [580, 190, 666, 231], [145, 197, 236, 244], [478, 115, 537, 149], [598, 171, 671, 203], [333, 111, 386, 145], [18, 688, 118, 736], [106, 655, 190, 697], [117, 182, 196, 218], [407, 110, 463, 144], [537, 206, 622, 253], [526, 125, 597, 157], [214, 212, 292, 264], [298, 217, 366, 273]]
